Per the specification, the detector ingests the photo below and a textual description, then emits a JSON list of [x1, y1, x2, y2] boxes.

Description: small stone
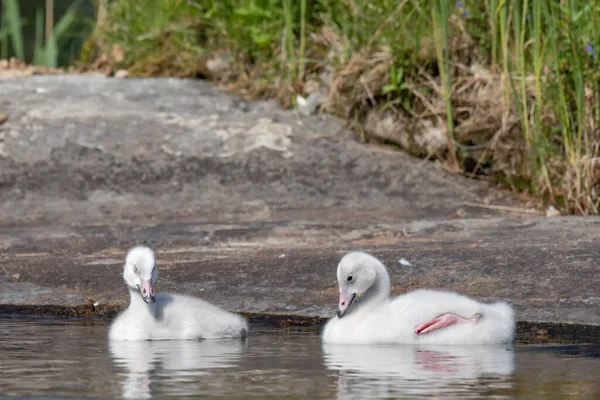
[[12, 273, 20, 280], [0, 113, 7, 124], [35, 87, 48, 94], [114, 69, 129, 79], [296, 92, 323, 116], [206, 56, 230, 75], [161, 144, 182, 156], [399, 258, 412, 266], [111, 44, 126, 63], [546, 205, 560, 217], [0, 143, 8, 157], [9, 57, 26, 70]]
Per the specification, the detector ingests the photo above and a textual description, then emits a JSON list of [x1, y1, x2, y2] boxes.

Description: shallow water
[[1, 319, 600, 399]]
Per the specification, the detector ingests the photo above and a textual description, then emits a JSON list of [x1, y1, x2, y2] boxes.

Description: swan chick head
[[123, 246, 158, 304], [336, 251, 380, 318]]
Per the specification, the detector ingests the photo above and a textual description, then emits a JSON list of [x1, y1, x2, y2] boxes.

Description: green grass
[[1, 0, 25, 61], [0, 0, 82, 67], [53, 1, 600, 214]]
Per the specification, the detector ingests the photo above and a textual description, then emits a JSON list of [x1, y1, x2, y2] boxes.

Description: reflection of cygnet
[[323, 344, 515, 399], [109, 339, 246, 399], [109, 246, 248, 341], [323, 252, 515, 344]]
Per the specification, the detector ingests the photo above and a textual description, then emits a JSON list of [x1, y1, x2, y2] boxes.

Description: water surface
[[1, 319, 599, 399]]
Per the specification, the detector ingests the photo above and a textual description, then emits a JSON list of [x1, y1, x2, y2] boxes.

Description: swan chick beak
[[139, 279, 156, 304], [337, 292, 356, 318]]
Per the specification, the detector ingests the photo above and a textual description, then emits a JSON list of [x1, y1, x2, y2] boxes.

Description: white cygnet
[[322, 252, 515, 345], [109, 246, 248, 341]]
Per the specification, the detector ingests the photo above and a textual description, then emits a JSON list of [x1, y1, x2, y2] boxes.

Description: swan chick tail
[[479, 300, 516, 344]]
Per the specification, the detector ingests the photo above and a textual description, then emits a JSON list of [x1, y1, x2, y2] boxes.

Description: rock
[[365, 110, 447, 157], [296, 92, 323, 116], [398, 258, 412, 266], [9, 57, 26, 70], [114, 69, 129, 79], [0, 75, 596, 336], [546, 205, 561, 217], [0, 113, 7, 124], [111, 44, 126, 63], [206, 56, 231, 76]]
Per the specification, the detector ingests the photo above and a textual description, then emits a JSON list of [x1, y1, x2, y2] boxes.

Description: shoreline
[[2, 305, 599, 345]]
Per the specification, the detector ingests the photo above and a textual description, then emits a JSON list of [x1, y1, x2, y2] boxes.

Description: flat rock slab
[[0, 75, 522, 227], [0, 76, 598, 340]]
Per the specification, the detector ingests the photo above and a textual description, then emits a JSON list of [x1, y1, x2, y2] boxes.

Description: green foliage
[[382, 66, 411, 111], [0, 0, 81, 67], [35, 4, 79, 67], [1, 0, 25, 61]]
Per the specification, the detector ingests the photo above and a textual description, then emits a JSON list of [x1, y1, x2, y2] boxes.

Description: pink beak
[[139, 279, 156, 304], [337, 291, 356, 318]]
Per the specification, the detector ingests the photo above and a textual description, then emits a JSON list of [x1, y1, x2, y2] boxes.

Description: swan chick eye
[[133, 264, 139, 274], [347, 275, 353, 282]]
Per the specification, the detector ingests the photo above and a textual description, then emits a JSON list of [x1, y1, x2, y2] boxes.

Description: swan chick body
[[322, 252, 515, 345], [109, 246, 248, 341]]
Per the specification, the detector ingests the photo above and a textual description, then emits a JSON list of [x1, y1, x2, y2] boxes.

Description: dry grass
[[0, 57, 70, 78]]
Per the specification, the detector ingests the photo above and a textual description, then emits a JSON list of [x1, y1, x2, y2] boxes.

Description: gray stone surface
[[0, 75, 598, 337], [0, 75, 522, 227]]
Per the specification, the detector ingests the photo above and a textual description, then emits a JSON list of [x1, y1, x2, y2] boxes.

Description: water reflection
[[3, 319, 600, 399], [323, 343, 515, 399], [109, 339, 246, 399]]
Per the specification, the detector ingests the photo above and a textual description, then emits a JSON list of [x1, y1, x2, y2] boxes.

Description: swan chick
[[109, 246, 248, 341], [322, 251, 515, 345]]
